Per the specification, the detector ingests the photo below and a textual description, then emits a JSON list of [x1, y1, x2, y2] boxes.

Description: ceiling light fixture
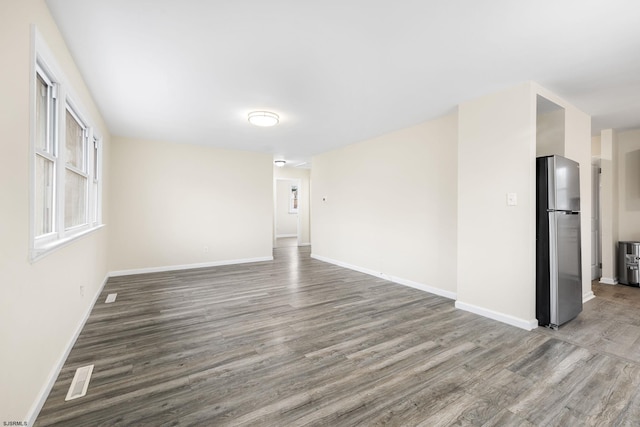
[[248, 111, 279, 127], [274, 160, 286, 167]]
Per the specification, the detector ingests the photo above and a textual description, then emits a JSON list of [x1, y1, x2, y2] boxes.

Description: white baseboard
[[455, 300, 538, 331], [310, 253, 456, 300], [109, 256, 273, 277], [583, 291, 596, 303], [276, 234, 297, 238], [381, 273, 456, 300], [599, 277, 618, 285], [27, 273, 109, 425], [311, 253, 381, 277]]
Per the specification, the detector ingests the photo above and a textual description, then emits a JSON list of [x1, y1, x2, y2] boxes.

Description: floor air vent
[[65, 364, 94, 401], [105, 293, 117, 303]]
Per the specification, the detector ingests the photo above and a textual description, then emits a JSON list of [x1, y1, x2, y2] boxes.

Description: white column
[[599, 129, 619, 284]]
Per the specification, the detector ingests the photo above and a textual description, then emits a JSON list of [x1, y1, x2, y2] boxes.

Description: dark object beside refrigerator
[[536, 155, 583, 329], [618, 241, 640, 286]]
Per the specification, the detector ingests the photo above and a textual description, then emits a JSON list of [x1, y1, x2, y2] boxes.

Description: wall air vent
[[65, 364, 94, 401]]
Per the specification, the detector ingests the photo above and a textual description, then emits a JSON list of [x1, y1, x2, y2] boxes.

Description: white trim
[[310, 253, 457, 300], [455, 300, 539, 331], [384, 273, 457, 300], [599, 277, 618, 285], [90, 134, 103, 226], [27, 274, 109, 425], [583, 291, 596, 303], [298, 243, 311, 247], [30, 25, 105, 262], [30, 224, 105, 263], [109, 256, 274, 277], [311, 253, 378, 275], [274, 177, 302, 248]]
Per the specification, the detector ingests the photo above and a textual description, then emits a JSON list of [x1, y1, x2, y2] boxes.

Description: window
[[91, 136, 101, 225], [31, 29, 103, 261], [34, 68, 58, 239], [289, 184, 299, 213], [64, 107, 88, 229]]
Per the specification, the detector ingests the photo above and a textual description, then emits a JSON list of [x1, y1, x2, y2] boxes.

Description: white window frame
[[63, 102, 90, 231], [33, 63, 59, 246], [90, 135, 103, 226], [30, 26, 104, 262]]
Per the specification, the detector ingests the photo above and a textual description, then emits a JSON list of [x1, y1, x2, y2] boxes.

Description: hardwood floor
[[275, 236, 298, 247], [35, 248, 640, 426]]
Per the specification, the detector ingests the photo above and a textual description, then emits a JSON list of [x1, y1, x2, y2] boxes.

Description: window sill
[[30, 224, 106, 263]]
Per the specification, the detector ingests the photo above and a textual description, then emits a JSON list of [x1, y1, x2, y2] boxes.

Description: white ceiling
[[46, 0, 640, 167]]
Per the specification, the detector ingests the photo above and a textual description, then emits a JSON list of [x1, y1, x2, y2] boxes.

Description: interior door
[[591, 163, 601, 280]]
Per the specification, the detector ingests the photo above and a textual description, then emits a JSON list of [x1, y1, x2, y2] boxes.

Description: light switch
[[507, 193, 517, 206]]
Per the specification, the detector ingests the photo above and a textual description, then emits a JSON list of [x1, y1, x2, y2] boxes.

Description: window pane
[[93, 181, 99, 223], [91, 138, 100, 225], [65, 169, 87, 228], [66, 110, 84, 170], [36, 75, 48, 152], [93, 139, 99, 180], [35, 155, 54, 236]]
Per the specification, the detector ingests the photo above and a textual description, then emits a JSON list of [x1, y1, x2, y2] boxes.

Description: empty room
[[3, 0, 640, 425]]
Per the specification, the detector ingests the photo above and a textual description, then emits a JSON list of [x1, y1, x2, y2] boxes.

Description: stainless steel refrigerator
[[536, 155, 582, 329]]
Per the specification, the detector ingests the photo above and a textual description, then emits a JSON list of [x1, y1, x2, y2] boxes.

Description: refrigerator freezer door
[[548, 156, 581, 212], [549, 211, 583, 326]]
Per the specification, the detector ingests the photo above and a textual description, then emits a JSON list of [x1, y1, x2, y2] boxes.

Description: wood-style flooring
[[275, 236, 298, 248], [35, 247, 640, 426]]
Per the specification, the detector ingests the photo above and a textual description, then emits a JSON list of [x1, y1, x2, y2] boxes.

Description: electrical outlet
[[79, 285, 85, 297], [203, 246, 209, 253]]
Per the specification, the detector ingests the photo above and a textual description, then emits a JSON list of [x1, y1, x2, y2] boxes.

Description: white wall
[[274, 167, 311, 245], [536, 108, 565, 157], [457, 82, 592, 329], [617, 129, 640, 241], [108, 138, 274, 273], [275, 179, 299, 237], [592, 135, 601, 158], [311, 113, 458, 298], [560, 94, 593, 300], [0, 0, 110, 422], [593, 128, 640, 283], [457, 83, 537, 329]]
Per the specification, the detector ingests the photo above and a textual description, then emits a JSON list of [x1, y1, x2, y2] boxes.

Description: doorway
[[274, 178, 301, 248], [591, 161, 602, 280]]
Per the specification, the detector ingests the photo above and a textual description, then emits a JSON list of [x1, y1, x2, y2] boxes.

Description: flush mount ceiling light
[[248, 111, 279, 127], [274, 160, 286, 167]]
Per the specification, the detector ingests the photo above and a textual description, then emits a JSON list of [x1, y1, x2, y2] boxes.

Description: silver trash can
[[618, 241, 640, 286]]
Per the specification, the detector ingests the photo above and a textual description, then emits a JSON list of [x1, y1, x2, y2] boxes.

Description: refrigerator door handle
[[548, 210, 580, 215], [548, 213, 559, 326]]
